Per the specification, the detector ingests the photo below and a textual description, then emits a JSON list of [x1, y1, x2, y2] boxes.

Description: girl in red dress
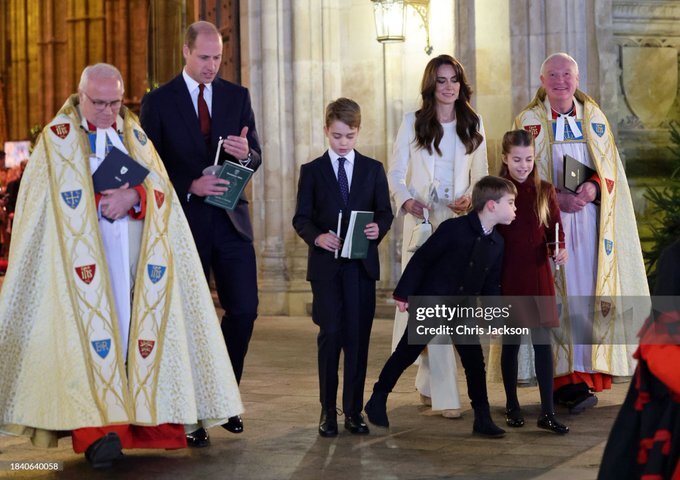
[[496, 129, 569, 434]]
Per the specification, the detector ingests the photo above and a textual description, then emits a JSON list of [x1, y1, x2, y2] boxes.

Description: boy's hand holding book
[[364, 222, 379, 240]]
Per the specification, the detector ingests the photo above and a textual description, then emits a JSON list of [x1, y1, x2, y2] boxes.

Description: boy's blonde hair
[[471, 176, 517, 213], [325, 98, 361, 129]]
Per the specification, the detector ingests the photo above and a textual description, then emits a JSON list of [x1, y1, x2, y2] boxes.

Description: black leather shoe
[[344, 413, 370, 434], [537, 413, 569, 434], [365, 392, 389, 428], [186, 427, 210, 448], [85, 432, 123, 469], [221, 415, 244, 434], [473, 410, 506, 438], [505, 407, 525, 428], [319, 409, 338, 437]]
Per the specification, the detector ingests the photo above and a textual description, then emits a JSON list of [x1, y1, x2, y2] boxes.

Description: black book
[[92, 147, 150, 192], [563, 154, 596, 193]]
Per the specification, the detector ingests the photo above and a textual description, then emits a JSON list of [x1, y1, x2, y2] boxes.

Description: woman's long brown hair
[[414, 54, 483, 156]]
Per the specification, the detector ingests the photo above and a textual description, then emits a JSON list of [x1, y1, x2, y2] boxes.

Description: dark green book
[[204, 161, 254, 211], [340, 211, 374, 259]]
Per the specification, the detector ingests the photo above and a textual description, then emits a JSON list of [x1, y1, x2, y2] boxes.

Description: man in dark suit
[[293, 98, 393, 437], [140, 20, 260, 445]]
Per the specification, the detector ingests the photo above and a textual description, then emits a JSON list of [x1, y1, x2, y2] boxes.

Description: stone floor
[[0, 309, 626, 479]]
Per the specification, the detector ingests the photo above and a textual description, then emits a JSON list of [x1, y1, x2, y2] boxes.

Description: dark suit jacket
[[393, 212, 504, 299], [654, 239, 680, 296], [140, 74, 262, 241], [292, 151, 394, 281]]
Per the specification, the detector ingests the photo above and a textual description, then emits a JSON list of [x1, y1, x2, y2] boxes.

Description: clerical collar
[[551, 103, 576, 120], [86, 120, 118, 132]]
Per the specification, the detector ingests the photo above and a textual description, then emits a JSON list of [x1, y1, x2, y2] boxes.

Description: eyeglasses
[[82, 92, 123, 111]]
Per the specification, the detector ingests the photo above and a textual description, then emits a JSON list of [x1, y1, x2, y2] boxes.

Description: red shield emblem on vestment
[[138, 339, 155, 359], [601, 301, 612, 318], [75, 264, 96, 284], [154, 190, 165, 209], [50, 123, 70, 139], [605, 179, 615, 194], [524, 124, 541, 138]]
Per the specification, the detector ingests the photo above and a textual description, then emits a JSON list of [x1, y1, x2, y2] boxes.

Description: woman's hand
[[403, 198, 428, 218], [448, 195, 471, 215]]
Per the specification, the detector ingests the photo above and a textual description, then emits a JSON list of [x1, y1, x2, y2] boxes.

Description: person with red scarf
[[599, 239, 680, 479]]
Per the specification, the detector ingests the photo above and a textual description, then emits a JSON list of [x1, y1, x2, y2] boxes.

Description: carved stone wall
[[3, 1, 674, 314], [612, 0, 680, 176]]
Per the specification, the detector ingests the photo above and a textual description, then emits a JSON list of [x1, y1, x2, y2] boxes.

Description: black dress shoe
[[85, 432, 123, 469], [221, 415, 244, 434], [505, 407, 525, 428], [319, 409, 338, 437], [186, 427, 210, 448], [344, 413, 370, 434], [537, 413, 569, 434], [473, 410, 506, 438], [365, 392, 389, 428]]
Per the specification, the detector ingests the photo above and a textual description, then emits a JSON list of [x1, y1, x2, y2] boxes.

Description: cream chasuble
[[0, 95, 243, 447], [514, 88, 650, 377]]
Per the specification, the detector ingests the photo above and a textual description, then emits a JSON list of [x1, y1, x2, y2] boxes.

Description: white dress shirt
[[328, 148, 355, 190], [182, 68, 213, 116]]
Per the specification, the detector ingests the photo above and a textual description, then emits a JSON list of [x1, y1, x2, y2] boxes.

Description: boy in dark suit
[[293, 98, 394, 437], [364, 176, 517, 437]]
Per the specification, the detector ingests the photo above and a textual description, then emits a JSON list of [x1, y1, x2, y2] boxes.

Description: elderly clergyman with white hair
[[513, 53, 649, 416], [0, 63, 242, 468]]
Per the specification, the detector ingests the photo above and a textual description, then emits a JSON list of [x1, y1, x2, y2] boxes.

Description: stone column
[[243, 0, 294, 315], [509, 0, 592, 115], [455, 0, 475, 101], [287, 0, 325, 315]]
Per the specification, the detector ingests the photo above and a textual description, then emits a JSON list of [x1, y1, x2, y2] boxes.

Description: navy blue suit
[[293, 150, 393, 414], [140, 74, 261, 383]]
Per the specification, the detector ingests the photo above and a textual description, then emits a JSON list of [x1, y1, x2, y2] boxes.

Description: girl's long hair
[[414, 54, 483, 156], [499, 130, 551, 228]]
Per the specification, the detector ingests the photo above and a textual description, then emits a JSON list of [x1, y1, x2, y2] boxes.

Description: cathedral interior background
[[1, 0, 678, 314]]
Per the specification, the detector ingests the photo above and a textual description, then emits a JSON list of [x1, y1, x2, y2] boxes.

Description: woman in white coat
[[388, 54, 488, 417]]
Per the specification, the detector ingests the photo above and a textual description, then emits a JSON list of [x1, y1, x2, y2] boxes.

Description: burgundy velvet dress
[[496, 176, 563, 328]]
